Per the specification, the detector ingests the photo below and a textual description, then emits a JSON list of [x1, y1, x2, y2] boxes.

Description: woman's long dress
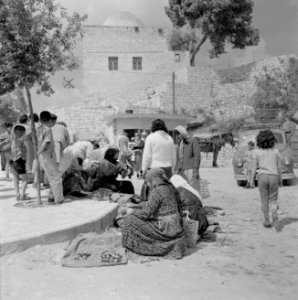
[[121, 184, 186, 259]]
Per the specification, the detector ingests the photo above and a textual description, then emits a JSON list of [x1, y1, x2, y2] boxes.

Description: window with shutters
[[132, 57, 142, 70], [108, 57, 118, 70]]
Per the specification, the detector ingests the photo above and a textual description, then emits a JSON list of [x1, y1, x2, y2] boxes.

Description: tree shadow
[[0, 178, 12, 182], [276, 217, 298, 232], [0, 187, 14, 193], [0, 194, 15, 200]]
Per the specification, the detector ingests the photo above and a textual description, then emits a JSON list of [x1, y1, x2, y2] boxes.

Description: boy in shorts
[[10, 125, 29, 201]]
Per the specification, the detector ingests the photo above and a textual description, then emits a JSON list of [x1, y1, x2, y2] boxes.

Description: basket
[[183, 211, 199, 248]]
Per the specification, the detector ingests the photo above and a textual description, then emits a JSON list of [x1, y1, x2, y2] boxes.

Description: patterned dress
[[121, 183, 186, 259]]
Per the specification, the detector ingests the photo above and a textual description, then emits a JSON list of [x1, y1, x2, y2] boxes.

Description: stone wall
[[51, 103, 118, 141], [52, 55, 296, 142]]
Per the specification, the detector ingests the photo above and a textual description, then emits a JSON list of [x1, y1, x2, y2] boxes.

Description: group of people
[[0, 113, 285, 257], [0, 111, 72, 203]]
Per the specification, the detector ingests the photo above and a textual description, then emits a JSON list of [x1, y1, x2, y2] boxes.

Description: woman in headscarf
[[121, 168, 186, 259], [62, 147, 135, 196], [85, 148, 134, 194]]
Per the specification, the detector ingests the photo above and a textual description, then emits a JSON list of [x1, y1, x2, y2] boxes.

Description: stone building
[[82, 11, 188, 107], [52, 12, 298, 164]]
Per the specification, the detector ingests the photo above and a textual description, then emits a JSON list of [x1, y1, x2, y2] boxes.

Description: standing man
[[132, 132, 145, 178], [174, 125, 201, 186], [118, 130, 129, 152], [50, 114, 70, 165]]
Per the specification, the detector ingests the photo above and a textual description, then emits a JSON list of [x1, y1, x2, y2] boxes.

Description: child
[[36, 111, 64, 204], [9, 125, 29, 200], [251, 130, 282, 230], [243, 141, 255, 188]]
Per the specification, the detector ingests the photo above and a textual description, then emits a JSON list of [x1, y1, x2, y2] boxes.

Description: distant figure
[[174, 125, 201, 187], [50, 114, 70, 164], [243, 141, 255, 188], [118, 130, 129, 152], [132, 132, 145, 179], [118, 130, 133, 178], [0, 123, 13, 179], [251, 130, 282, 229], [142, 119, 176, 179]]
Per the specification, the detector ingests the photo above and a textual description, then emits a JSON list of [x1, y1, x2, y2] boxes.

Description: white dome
[[102, 11, 144, 27]]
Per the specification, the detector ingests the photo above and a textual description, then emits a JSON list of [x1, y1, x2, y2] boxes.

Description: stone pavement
[[0, 171, 144, 256]]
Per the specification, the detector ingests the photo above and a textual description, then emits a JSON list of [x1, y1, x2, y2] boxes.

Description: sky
[[31, 0, 298, 111]]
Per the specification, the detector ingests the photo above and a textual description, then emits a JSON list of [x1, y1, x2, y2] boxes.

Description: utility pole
[[172, 71, 176, 114]]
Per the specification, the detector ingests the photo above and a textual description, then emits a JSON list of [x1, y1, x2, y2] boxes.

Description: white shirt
[[63, 141, 94, 160], [142, 130, 176, 172]]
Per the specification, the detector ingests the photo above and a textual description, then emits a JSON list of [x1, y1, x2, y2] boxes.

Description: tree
[[0, 88, 27, 124], [165, 0, 260, 66], [252, 55, 298, 119], [0, 0, 87, 204]]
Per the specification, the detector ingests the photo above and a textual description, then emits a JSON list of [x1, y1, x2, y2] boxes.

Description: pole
[[25, 85, 41, 205], [172, 71, 176, 114]]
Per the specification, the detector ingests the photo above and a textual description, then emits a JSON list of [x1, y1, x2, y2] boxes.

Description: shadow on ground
[[0, 187, 14, 193], [277, 217, 298, 232]]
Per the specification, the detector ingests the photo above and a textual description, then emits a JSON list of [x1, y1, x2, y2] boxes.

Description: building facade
[[82, 11, 188, 106]]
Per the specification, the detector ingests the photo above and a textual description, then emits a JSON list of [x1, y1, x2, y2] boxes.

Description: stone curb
[[0, 203, 119, 256]]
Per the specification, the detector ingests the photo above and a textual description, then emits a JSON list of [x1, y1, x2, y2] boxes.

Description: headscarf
[[174, 125, 189, 139], [144, 168, 168, 183], [144, 168, 184, 221]]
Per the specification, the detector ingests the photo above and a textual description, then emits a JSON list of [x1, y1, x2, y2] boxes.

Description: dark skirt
[[122, 213, 186, 259]]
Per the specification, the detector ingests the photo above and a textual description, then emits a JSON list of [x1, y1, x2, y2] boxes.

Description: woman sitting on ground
[[85, 148, 134, 194], [120, 168, 186, 259], [62, 148, 134, 196]]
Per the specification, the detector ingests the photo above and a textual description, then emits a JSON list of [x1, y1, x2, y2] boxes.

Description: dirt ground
[[1, 164, 298, 300]]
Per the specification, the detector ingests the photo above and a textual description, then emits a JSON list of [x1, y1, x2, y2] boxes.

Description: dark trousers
[[1, 152, 5, 171]]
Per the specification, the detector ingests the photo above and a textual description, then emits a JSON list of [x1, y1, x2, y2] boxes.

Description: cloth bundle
[[61, 230, 128, 268]]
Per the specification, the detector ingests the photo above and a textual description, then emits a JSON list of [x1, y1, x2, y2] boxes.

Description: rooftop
[[102, 11, 144, 27]]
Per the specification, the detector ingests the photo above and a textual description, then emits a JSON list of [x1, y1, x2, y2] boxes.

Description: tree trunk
[[25, 85, 41, 205], [189, 34, 208, 67]]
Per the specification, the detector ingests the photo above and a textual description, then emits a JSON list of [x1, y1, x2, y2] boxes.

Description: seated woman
[[170, 175, 209, 236], [121, 168, 186, 259], [85, 148, 134, 194]]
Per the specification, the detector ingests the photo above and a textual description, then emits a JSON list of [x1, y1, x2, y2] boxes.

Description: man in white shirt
[[142, 119, 176, 179]]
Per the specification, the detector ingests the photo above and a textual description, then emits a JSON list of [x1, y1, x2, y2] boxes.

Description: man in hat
[[174, 125, 201, 187]]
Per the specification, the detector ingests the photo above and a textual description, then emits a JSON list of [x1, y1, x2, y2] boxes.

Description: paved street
[[1, 164, 298, 300]]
